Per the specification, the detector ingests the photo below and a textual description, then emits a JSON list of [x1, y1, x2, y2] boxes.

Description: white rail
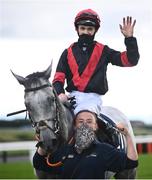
[[0, 141, 37, 151], [135, 135, 152, 143]]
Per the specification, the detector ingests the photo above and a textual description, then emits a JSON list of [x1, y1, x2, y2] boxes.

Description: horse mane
[[26, 71, 46, 79], [26, 71, 46, 84]]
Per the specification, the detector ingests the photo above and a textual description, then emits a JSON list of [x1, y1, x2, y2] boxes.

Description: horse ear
[[44, 61, 52, 79], [11, 70, 27, 85]]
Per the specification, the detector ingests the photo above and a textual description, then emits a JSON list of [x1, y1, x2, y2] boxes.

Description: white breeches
[[70, 91, 103, 115]]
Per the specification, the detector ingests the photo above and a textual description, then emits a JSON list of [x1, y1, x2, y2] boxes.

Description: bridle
[[25, 84, 51, 92], [25, 83, 75, 167], [25, 83, 61, 137]]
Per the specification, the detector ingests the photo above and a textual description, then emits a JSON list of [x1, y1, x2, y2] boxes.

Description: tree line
[[0, 119, 31, 128]]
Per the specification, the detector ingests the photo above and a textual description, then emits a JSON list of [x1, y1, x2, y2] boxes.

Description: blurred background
[[0, 0, 152, 179], [0, 0, 152, 124]]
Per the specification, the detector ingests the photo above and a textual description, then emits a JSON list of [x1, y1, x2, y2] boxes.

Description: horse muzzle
[[35, 121, 59, 152]]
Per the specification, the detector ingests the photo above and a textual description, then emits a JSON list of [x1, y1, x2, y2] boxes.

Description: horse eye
[[25, 102, 32, 111], [25, 101, 29, 108]]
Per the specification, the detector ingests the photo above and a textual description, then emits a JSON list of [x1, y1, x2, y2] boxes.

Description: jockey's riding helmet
[[74, 9, 101, 31]]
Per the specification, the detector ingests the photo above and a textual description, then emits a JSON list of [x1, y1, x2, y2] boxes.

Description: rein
[[46, 136, 74, 167], [7, 84, 52, 117], [8, 82, 70, 167], [25, 83, 61, 136], [7, 83, 60, 136], [7, 109, 27, 117], [25, 84, 51, 92]]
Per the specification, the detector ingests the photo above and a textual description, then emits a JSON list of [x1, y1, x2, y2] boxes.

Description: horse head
[[11, 63, 70, 152]]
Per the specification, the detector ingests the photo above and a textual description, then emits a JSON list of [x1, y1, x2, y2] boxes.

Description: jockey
[[52, 9, 139, 121]]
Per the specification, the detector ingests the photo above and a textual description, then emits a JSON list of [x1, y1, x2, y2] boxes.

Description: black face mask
[[78, 34, 94, 48]]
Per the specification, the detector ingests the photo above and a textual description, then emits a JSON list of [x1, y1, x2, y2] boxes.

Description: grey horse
[[12, 63, 137, 179]]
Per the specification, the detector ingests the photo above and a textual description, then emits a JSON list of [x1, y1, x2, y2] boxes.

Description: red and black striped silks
[[67, 42, 104, 91]]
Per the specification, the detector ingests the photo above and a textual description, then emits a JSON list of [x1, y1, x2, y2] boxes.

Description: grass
[[0, 154, 152, 179], [0, 128, 35, 142], [137, 153, 152, 179], [0, 161, 36, 179], [0, 127, 151, 179]]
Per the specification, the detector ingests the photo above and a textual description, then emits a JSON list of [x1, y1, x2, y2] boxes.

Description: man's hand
[[37, 147, 47, 156], [119, 16, 136, 38], [116, 123, 138, 160], [116, 123, 130, 137]]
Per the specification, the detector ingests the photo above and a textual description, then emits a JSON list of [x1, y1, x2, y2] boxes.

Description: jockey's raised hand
[[119, 16, 136, 38]]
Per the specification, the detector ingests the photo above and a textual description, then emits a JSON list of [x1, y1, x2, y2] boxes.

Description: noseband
[[25, 83, 60, 137]]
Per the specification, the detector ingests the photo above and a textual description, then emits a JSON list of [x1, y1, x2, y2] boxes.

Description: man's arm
[[33, 147, 62, 178], [100, 123, 138, 172], [116, 123, 138, 161], [106, 16, 139, 67], [52, 50, 69, 102], [119, 16, 140, 66]]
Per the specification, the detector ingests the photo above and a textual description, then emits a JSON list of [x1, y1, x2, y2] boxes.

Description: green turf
[[0, 161, 36, 179], [0, 154, 151, 179], [137, 153, 152, 179], [0, 129, 34, 142]]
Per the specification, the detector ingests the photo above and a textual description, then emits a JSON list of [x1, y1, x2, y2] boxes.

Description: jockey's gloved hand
[[68, 96, 77, 109], [97, 116, 120, 147], [104, 122, 120, 147]]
